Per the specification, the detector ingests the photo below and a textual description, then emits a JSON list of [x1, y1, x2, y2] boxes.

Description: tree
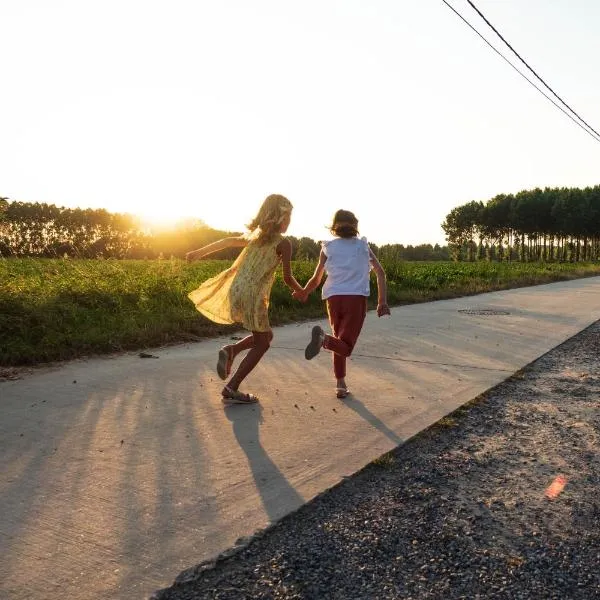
[[295, 237, 320, 260], [441, 201, 482, 261], [443, 184, 600, 263]]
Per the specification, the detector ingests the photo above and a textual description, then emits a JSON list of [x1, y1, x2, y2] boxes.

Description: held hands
[[377, 303, 391, 317], [292, 289, 309, 303]]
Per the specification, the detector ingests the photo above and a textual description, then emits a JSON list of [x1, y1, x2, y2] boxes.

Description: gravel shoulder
[[153, 322, 600, 600]]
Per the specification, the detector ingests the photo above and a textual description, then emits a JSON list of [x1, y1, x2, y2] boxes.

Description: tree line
[[0, 198, 449, 261], [442, 185, 600, 262], [0, 199, 239, 259]]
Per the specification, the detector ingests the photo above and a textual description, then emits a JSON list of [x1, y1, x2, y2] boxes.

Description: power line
[[441, 0, 600, 144], [465, 0, 600, 141]]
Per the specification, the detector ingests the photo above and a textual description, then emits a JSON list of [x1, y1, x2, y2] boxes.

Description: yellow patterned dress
[[188, 234, 283, 332]]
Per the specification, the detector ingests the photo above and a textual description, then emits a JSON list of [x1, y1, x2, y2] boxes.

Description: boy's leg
[[326, 296, 367, 379], [326, 297, 348, 379]]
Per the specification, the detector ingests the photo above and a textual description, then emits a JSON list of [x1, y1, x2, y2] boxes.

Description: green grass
[[2, 257, 600, 366], [372, 451, 397, 469]]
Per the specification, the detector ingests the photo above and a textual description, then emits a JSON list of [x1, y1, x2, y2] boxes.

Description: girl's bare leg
[[226, 334, 255, 359], [225, 331, 273, 392], [218, 334, 256, 380]]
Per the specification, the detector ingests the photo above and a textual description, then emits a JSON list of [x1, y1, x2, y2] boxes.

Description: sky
[[1, 1, 599, 246]]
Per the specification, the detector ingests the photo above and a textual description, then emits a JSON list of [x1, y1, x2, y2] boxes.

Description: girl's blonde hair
[[247, 194, 293, 244]]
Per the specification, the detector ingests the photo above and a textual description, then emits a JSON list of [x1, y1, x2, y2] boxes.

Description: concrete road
[[1, 277, 599, 600]]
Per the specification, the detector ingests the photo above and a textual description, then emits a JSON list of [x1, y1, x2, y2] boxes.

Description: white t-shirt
[[321, 237, 372, 299]]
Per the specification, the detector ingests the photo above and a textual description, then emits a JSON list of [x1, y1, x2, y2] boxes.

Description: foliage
[[3, 257, 600, 366], [0, 199, 246, 260], [0, 198, 450, 261], [0, 197, 8, 221], [441, 185, 600, 262], [377, 243, 450, 262]]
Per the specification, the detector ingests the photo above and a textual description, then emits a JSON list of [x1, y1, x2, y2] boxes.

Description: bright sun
[[136, 209, 191, 231]]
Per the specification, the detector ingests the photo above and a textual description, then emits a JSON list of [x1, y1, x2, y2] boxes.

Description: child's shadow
[[342, 394, 404, 445], [224, 403, 304, 524]]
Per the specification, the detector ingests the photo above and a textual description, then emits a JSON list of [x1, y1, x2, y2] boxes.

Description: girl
[[294, 209, 390, 398], [186, 194, 303, 405]]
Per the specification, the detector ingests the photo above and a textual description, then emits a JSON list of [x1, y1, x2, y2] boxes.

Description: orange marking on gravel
[[545, 475, 567, 499]]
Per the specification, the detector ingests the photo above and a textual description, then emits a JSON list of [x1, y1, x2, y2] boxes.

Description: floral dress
[[188, 234, 283, 332]]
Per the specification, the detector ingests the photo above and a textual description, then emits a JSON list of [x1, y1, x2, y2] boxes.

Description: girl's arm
[[302, 249, 327, 295], [369, 249, 390, 317], [186, 236, 247, 261], [277, 238, 303, 293]]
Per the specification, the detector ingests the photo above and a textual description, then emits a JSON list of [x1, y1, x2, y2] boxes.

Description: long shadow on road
[[224, 404, 305, 524], [341, 394, 404, 446]]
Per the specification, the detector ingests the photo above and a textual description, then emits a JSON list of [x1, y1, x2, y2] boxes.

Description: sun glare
[[137, 210, 192, 231]]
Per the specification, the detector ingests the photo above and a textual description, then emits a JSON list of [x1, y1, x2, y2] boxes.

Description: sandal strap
[[217, 347, 235, 380], [222, 386, 258, 403]]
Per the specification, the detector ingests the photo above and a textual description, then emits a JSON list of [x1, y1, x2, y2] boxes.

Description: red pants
[[323, 295, 367, 379]]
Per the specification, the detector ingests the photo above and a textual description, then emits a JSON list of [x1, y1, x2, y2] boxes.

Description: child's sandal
[[336, 387, 350, 399], [305, 326, 324, 360], [221, 386, 259, 405], [217, 346, 233, 380]]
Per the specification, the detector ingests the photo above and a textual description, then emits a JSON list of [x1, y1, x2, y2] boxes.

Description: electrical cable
[[441, 0, 600, 144]]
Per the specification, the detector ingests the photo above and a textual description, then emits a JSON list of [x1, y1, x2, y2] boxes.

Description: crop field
[[2, 257, 599, 366]]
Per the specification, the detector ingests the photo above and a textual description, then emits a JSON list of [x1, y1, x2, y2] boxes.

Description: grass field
[[2, 257, 600, 366]]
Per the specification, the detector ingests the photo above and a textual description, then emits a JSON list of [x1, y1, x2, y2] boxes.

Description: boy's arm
[[369, 249, 390, 317], [186, 236, 247, 261], [302, 249, 327, 295], [278, 238, 303, 293]]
